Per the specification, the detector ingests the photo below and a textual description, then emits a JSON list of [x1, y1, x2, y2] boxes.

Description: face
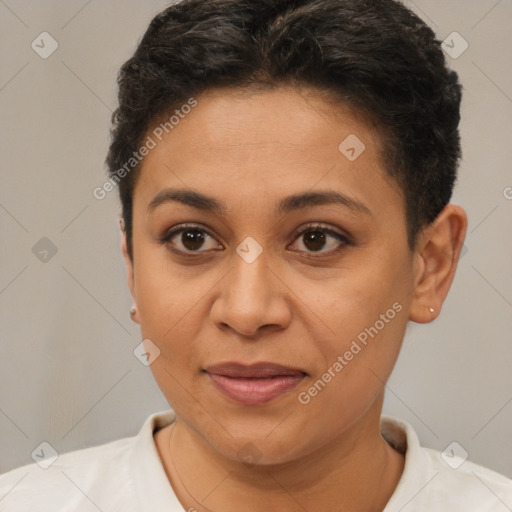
[[125, 86, 420, 465]]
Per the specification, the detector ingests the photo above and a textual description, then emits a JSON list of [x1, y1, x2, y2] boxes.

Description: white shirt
[[0, 410, 511, 511]]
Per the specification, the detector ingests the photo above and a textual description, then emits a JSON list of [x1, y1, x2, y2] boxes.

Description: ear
[[409, 204, 468, 323], [120, 218, 140, 324]]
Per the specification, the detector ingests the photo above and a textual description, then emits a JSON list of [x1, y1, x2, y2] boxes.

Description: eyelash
[[160, 222, 352, 257]]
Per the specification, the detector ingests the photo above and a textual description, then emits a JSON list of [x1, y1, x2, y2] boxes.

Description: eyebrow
[[147, 188, 372, 217]]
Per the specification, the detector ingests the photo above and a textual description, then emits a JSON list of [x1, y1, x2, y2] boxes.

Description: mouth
[[203, 362, 308, 405]]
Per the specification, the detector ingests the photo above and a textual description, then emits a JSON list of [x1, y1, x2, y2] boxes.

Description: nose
[[210, 252, 292, 338]]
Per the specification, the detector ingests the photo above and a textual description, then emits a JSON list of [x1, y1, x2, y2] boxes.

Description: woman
[[1, 0, 511, 510]]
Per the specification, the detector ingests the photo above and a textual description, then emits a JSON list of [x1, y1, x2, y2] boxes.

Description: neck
[[155, 396, 405, 512]]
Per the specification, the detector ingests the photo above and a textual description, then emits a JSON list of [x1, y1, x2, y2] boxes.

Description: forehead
[[153, 86, 381, 162], [134, 86, 404, 226]]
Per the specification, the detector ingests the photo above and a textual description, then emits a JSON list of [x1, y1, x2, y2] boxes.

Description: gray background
[[0, 0, 511, 478]]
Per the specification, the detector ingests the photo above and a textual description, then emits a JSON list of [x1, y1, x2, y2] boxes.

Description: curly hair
[[105, 0, 463, 260]]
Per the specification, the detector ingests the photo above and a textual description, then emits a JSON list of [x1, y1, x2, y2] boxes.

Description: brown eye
[[290, 224, 350, 255], [180, 229, 207, 251], [302, 230, 327, 252], [161, 225, 220, 253]]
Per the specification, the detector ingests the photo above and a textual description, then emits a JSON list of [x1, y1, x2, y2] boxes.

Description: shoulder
[[423, 446, 512, 508], [0, 435, 136, 511], [381, 415, 512, 511], [0, 409, 178, 511]]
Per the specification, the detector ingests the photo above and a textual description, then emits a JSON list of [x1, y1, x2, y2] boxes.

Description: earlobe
[[409, 204, 468, 324]]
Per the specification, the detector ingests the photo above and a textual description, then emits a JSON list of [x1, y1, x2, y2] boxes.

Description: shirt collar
[[130, 409, 183, 510], [381, 415, 437, 511]]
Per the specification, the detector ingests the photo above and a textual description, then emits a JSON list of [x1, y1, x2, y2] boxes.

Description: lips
[[204, 362, 307, 405]]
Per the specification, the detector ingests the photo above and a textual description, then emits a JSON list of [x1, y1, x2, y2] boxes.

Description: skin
[[121, 85, 467, 511]]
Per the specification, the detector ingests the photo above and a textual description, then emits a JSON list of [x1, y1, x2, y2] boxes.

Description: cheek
[[313, 256, 407, 343], [134, 242, 189, 324], [303, 251, 409, 393], [133, 258, 195, 363], [310, 296, 406, 390], [296, 305, 407, 439]]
